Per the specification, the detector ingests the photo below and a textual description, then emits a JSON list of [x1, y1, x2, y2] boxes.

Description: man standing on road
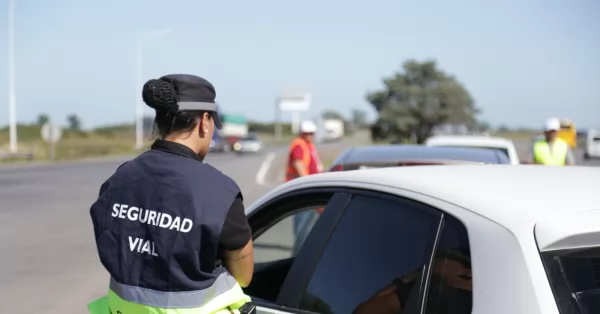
[[531, 118, 576, 166], [285, 120, 323, 254]]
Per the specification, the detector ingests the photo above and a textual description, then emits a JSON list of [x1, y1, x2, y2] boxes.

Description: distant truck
[[210, 113, 249, 152], [557, 119, 577, 149], [322, 119, 344, 142]]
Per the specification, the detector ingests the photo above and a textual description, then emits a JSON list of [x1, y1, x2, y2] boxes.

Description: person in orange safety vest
[[287, 120, 324, 255]]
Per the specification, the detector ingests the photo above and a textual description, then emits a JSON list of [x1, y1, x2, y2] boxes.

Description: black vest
[[90, 141, 240, 293]]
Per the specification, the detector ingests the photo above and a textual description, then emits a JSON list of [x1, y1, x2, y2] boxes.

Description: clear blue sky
[[0, 0, 598, 129]]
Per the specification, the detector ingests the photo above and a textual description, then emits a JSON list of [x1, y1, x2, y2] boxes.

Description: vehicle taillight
[[329, 164, 344, 172]]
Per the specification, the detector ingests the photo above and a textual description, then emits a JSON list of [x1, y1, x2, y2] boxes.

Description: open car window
[[244, 189, 344, 308]]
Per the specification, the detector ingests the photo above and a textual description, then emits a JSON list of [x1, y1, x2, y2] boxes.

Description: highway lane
[[0, 150, 283, 314]]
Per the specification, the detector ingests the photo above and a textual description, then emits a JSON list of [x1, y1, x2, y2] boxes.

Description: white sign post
[[276, 91, 311, 139], [41, 123, 63, 160]]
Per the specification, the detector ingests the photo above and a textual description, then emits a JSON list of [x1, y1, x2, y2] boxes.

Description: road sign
[[277, 91, 311, 112], [41, 123, 63, 143]]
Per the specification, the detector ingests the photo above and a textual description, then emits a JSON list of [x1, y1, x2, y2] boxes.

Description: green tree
[[67, 114, 82, 131], [366, 60, 480, 143], [37, 114, 49, 125], [321, 110, 344, 120]]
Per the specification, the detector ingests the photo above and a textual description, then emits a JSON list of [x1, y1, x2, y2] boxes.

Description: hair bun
[[142, 79, 178, 112]]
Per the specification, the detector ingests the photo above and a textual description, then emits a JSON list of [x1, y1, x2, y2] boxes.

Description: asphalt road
[[0, 140, 598, 314], [0, 148, 293, 314]]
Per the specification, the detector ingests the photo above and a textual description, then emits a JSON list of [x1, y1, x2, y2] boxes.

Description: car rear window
[[438, 145, 510, 159], [541, 247, 600, 314]]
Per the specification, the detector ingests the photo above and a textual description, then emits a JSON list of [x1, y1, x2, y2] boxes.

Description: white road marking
[[256, 152, 276, 185]]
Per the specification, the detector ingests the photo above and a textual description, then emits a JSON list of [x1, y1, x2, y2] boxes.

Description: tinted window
[[541, 247, 600, 314], [299, 194, 441, 314], [424, 215, 472, 314]]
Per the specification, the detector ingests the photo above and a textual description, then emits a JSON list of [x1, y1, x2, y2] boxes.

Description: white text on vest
[[129, 236, 159, 256], [111, 203, 193, 233]]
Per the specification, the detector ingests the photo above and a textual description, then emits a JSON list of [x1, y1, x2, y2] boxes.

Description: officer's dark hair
[[142, 79, 213, 138]]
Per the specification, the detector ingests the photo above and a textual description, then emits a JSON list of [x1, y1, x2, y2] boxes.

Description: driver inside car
[[353, 248, 472, 314]]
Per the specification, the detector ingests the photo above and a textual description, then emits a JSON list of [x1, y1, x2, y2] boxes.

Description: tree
[[321, 110, 344, 120], [36, 114, 49, 125], [351, 108, 368, 129], [366, 60, 480, 143], [67, 114, 81, 131]]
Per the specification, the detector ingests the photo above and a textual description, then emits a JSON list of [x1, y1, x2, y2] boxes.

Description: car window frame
[[281, 187, 447, 313], [246, 187, 352, 313]]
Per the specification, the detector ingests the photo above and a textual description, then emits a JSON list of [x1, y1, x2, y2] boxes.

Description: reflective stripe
[[109, 271, 239, 308]]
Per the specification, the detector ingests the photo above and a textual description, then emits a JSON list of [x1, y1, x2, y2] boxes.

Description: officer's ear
[[199, 112, 212, 135]]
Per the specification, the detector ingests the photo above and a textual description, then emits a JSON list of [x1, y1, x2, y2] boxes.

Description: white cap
[[545, 118, 560, 131], [299, 120, 317, 133]]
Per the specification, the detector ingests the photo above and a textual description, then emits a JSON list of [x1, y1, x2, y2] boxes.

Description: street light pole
[[8, 0, 17, 153], [134, 28, 170, 150]]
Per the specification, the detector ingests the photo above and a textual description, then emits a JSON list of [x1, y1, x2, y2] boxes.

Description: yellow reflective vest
[[87, 273, 251, 314], [533, 138, 568, 166]]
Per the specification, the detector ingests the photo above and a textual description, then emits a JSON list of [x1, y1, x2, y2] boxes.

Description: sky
[[0, 0, 598, 129]]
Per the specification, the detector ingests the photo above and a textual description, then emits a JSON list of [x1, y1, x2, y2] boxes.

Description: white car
[[584, 129, 600, 160], [425, 135, 520, 165], [244, 165, 600, 314]]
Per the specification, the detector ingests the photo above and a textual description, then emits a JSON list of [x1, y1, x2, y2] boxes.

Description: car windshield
[[541, 247, 600, 314]]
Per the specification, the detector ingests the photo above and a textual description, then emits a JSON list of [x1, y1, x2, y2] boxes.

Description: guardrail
[[0, 151, 35, 161]]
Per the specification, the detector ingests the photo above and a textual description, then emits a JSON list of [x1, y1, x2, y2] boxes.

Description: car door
[[276, 189, 473, 314], [244, 187, 353, 314]]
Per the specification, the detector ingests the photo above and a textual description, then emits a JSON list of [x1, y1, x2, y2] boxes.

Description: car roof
[[268, 165, 600, 230], [338, 145, 508, 165], [425, 135, 514, 148]]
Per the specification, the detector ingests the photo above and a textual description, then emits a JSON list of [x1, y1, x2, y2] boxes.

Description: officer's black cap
[[159, 74, 222, 129]]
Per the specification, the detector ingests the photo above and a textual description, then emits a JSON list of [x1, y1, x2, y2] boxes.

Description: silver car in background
[[233, 133, 263, 154]]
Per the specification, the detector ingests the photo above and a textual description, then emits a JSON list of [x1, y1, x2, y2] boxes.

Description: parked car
[[233, 133, 264, 154], [244, 165, 600, 314], [209, 132, 231, 153], [327, 145, 510, 171], [584, 129, 600, 160], [425, 135, 520, 165]]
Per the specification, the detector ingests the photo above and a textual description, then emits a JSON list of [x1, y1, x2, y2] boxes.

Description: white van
[[584, 130, 600, 159]]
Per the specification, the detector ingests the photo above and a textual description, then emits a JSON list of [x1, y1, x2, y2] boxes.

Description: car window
[[253, 206, 322, 264], [541, 247, 600, 314], [424, 215, 472, 314], [299, 194, 442, 314]]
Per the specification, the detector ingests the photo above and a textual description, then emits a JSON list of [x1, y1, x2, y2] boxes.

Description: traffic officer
[[531, 117, 575, 166], [88, 74, 255, 314]]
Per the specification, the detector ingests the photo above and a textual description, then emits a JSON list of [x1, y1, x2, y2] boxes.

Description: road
[[0, 140, 598, 314]]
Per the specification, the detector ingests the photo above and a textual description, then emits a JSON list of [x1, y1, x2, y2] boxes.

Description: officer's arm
[[291, 146, 308, 176], [219, 196, 254, 287], [223, 240, 254, 288]]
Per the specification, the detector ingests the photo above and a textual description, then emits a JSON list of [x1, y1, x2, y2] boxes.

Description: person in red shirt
[[287, 121, 323, 180], [287, 121, 323, 255]]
